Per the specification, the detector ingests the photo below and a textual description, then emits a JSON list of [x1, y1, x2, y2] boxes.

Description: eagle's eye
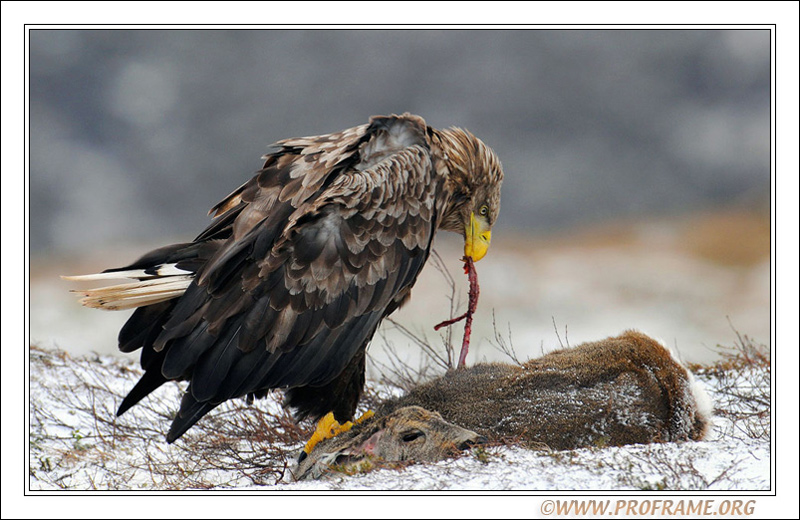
[[479, 205, 489, 216], [402, 430, 426, 442]]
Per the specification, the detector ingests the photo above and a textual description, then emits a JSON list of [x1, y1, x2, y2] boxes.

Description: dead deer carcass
[[379, 330, 711, 451]]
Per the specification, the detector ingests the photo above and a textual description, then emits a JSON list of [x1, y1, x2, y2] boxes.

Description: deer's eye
[[402, 430, 425, 442]]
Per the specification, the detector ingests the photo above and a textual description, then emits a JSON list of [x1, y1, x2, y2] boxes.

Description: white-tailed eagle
[[65, 113, 504, 445]]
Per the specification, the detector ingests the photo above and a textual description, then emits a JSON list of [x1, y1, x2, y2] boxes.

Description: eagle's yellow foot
[[302, 412, 352, 456], [355, 410, 374, 424], [302, 410, 375, 457]]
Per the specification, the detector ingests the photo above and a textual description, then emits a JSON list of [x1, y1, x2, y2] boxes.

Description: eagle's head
[[434, 127, 504, 262]]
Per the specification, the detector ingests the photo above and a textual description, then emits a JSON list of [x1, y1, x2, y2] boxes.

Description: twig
[[551, 317, 566, 349]]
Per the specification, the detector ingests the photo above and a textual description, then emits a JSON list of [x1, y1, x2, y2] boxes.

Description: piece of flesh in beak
[[464, 212, 491, 262]]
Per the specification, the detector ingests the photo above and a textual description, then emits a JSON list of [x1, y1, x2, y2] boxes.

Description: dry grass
[[689, 323, 771, 442]]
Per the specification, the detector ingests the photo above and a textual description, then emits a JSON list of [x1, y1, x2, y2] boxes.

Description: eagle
[[65, 113, 503, 446]]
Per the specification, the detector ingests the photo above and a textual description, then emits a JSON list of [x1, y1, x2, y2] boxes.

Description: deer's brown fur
[[378, 330, 711, 451]]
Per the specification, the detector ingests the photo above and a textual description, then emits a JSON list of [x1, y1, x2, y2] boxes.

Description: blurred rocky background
[[29, 29, 771, 367]]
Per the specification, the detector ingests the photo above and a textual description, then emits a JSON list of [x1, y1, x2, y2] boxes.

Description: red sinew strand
[[433, 257, 480, 367]]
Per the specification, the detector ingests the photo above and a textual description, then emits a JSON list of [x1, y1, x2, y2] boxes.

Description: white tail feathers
[[61, 264, 192, 282], [62, 265, 193, 310]]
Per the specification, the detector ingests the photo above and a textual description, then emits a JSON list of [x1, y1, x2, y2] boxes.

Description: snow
[[28, 344, 770, 492]]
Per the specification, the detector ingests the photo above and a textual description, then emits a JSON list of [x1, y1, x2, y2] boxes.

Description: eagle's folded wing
[[144, 115, 440, 440]]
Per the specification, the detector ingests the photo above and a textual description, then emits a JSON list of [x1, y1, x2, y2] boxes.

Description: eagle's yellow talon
[[303, 410, 375, 454], [355, 410, 375, 424], [304, 412, 338, 454]]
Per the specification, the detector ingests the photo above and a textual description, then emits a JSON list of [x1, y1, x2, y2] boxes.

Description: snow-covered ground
[[28, 340, 770, 492]]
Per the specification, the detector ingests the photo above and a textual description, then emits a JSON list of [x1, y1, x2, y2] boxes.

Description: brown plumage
[[64, 113, 503, 442]]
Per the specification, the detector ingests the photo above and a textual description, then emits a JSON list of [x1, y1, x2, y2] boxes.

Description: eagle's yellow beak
[[464, 212, 492, 262]]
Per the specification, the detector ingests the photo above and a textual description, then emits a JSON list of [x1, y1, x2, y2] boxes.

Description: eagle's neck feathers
[[429, 127, 499, 235]]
